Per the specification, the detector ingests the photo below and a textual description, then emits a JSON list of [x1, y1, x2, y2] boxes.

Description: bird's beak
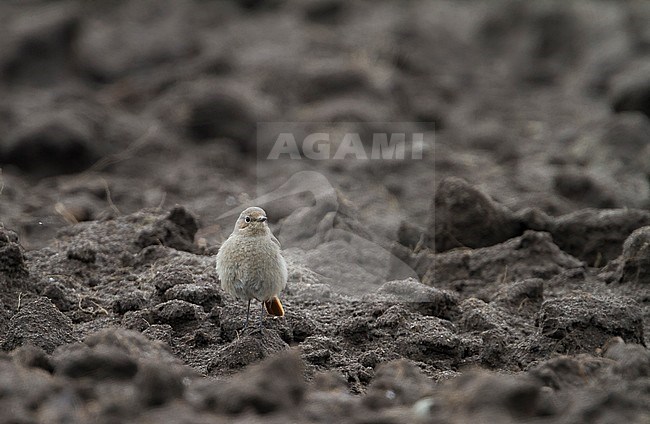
[[258, 217, 267, 222]]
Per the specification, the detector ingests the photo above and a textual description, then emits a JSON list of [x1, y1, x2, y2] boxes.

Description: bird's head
[[234, 206, 270, 236]]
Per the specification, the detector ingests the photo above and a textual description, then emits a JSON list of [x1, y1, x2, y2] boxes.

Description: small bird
[[216, 206, 287, 330]]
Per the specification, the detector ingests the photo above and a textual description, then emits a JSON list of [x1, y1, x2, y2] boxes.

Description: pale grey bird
[[216, 206, 287, 330]]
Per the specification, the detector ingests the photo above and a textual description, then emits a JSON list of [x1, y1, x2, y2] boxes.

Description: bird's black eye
[[244, 216, 251, 223]]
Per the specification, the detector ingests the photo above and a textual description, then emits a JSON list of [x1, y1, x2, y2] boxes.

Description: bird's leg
[[259, 300, 265, 329], [243, 299, 251, 331]]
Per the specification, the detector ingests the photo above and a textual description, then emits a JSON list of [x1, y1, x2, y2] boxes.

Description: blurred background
[[0, 0, 648, 260], [2, 3, 650, 421]]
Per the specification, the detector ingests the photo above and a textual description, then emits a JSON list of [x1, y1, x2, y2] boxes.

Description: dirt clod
[[2, 297, 76, 354], [1, 1, 649, 422]]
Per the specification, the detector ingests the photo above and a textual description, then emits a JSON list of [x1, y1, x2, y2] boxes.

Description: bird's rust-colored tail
[[264, 296, 284, 317]]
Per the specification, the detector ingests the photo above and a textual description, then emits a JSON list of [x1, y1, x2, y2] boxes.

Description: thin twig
[[413, 233, 426, 253], [102, 178, 121, 216], [155, 191, 167, 211], [91, 300, 109, 315], [0, 168, 5, 196], [498, 265, 509, 285], [78, 296, 94, 314], [54, 202, 79, 224], [594, 251, 602, 269]]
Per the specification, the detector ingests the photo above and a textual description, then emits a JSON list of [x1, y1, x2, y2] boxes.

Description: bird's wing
[[271, 234, 281, 247]]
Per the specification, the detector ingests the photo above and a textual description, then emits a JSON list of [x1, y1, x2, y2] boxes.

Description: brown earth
[[1, 1, 649, 423]]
